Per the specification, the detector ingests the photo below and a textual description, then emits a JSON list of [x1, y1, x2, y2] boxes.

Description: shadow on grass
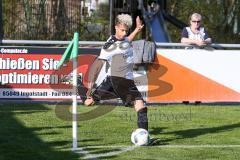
[[149, 123, 240, 146], [0, 103, 79, 160], [164, 123, 240, 139], [150, 127, 166, 135], [149, 127, 173, 145]]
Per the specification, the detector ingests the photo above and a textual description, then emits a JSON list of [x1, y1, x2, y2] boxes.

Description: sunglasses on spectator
[[191, 20, 201, 23]]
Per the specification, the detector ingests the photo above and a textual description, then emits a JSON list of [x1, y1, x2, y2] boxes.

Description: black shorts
[[92, 76, 143, 106]]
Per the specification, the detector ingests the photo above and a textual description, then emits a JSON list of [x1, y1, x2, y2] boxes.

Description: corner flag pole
[[57, 32, 79, 150], [72, 32, 79, 150]]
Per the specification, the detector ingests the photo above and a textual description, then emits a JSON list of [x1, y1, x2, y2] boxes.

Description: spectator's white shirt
[[186, 27, 206, 40]]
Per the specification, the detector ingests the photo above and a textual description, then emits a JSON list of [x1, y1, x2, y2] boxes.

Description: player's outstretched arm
[[128, 16, 144, 42]]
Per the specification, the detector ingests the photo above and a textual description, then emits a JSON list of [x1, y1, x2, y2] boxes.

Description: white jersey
[[186, 27, 206, 40], [98, 36, 134, 80]]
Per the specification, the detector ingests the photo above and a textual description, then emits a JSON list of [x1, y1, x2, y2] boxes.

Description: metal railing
[[1, 39, 240, 49]]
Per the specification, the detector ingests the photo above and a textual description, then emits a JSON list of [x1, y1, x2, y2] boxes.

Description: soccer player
[[84, 14, 148, 131]]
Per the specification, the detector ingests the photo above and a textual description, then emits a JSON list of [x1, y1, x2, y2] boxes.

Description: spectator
[[181, 13, 212, 47]]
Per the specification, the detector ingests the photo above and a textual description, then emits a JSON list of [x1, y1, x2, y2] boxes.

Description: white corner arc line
[[79, 146, 137, 159]]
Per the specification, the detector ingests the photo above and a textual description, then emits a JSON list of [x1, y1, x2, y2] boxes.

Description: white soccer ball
[[131, 128, 150, 146]]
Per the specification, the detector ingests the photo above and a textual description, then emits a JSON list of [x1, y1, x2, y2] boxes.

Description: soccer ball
[[131, 128, 150, 146]]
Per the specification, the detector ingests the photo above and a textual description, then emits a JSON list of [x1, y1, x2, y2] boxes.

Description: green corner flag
[[57, 32, 79, 68]]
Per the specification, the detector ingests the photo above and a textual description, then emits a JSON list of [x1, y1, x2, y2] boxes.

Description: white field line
[[78, 144, 240, 149], [153, 144, 240, 148], [75, 146, 137, 160], [73, 147, 92, 159], [74, 145, 240, 159]]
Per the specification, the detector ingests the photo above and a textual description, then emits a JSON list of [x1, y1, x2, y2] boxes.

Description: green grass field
[[1, 103, 240, 160]]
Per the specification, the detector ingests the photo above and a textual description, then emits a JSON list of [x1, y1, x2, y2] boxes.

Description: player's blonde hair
[[115, 14, 133, 28]]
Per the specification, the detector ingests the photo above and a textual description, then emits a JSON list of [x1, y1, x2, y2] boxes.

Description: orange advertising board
[[147, 49, 240, 103]]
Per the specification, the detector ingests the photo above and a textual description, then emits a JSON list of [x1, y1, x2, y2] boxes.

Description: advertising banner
[[148, 49, 240, 103], [2, 46, 240, 103], [0, 46, 99, 100]]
